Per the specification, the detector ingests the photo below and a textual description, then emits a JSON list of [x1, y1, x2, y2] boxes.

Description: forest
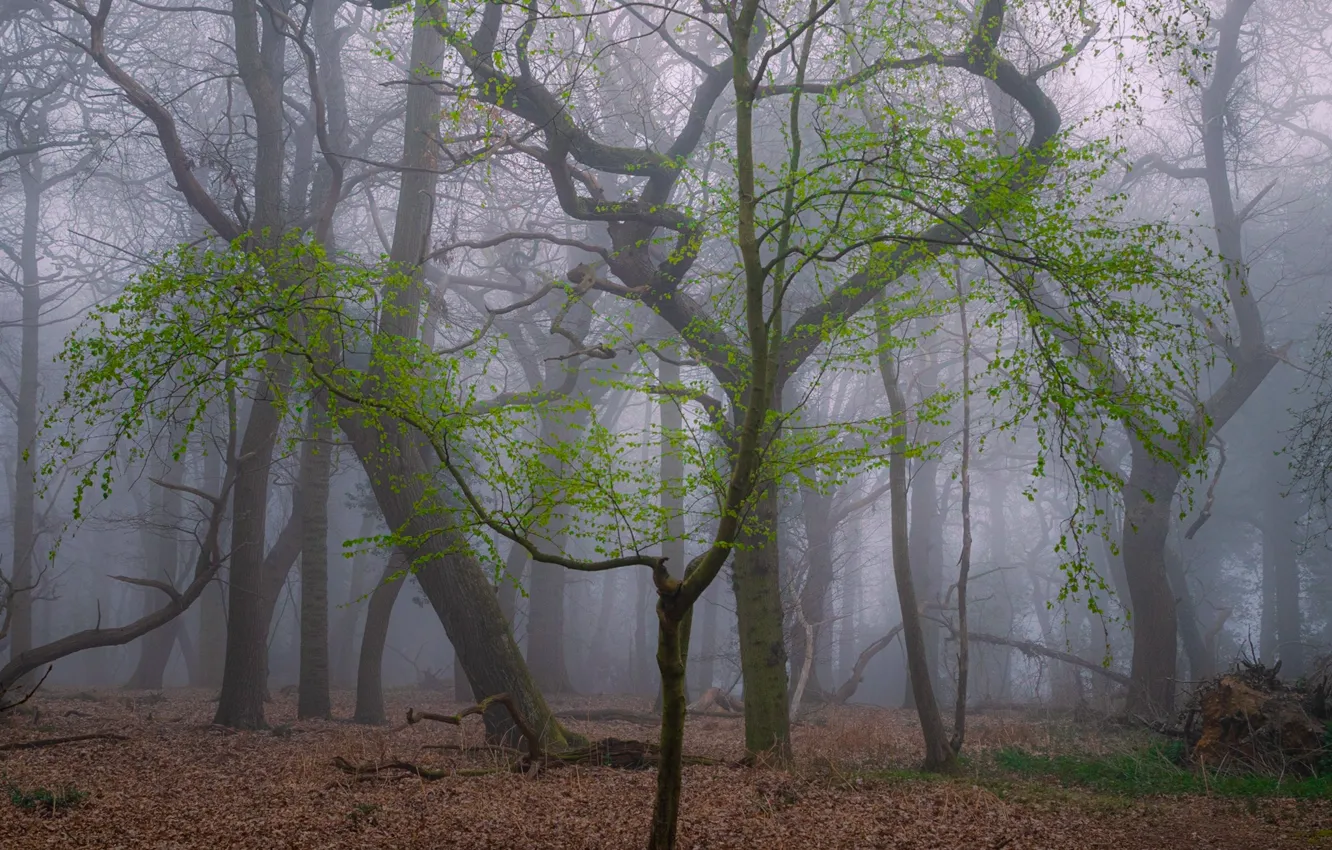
[[0, 0, 1331, 847]]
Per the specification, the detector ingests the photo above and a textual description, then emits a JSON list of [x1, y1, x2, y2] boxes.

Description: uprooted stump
[[1181, 658, 1331, 775]]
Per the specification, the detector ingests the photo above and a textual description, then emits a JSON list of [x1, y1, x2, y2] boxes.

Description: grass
[[991, 744, 1332, 799]]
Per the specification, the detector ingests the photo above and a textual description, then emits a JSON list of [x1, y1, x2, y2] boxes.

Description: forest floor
[[1, 687, 1329, 849]]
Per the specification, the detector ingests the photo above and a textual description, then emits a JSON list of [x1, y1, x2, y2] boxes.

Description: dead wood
[[407, 692, 544, 758], [925, 615, 1131, 687], [0, 732, 129, 752], [828, 625, 904, 704]]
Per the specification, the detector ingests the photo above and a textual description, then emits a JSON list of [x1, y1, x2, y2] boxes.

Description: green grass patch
[[992, 745, 1332, 799]]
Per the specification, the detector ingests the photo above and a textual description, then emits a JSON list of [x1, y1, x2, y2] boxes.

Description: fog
[[0, 0, 1330, 812]]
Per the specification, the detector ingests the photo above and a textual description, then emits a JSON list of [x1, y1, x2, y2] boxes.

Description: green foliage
[[993, 746, 1332, 799], [7, 782, 89, 814]]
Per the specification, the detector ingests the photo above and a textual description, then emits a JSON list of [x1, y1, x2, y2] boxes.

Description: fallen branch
[[0, 732, 129, 752], [829, 625, 904, 704], [407, 693, 544, 758], [927, 615, 1130, 686]]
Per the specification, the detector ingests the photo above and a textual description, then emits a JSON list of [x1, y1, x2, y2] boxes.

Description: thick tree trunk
[[731, 485, 791, 760], [298, 409, 333, 719], [1121, 445, 1181, 715], [354, 552, 406, 724]]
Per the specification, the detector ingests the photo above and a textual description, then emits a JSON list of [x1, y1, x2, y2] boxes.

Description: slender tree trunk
[[354, 552, 405, 724], [633, 544, 654, 694], [647, 604, 690, 850], [496, 539, 526, 629], [214, 0, 288, 729], [1263, 499, 1305, 678], [837, 546, 859, 687], [950, 285, 972, 754], [877, 301, 956, 772], [126, 434, 187, 689], [195, 417, 229, 689], [527, 559, 573, 693], [693, 581, 718, 693], [8, 155, 43, 685], [298, 407, 333, 719], [1260, 531, 1277, 665], [1165, 540, 1212, 681], [902, 457, 941, 710], [790, 486, 833, 700], [331, 511, 377, 689]]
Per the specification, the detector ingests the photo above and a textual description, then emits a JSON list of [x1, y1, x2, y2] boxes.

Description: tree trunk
[[527, 559, 573, 694], [647, 603, 690, 850], [693, 580, 718, 693], [1165, 540, 1213, 681], [1260, 530, 1277, 665], [633, 554, 654, 694], [8, 153, 43, 686], [126, 433, 187, 690], [1121, 445, 1181, 715], [194, 417, 229, 689], [731, 484, 791, 760], [1263, 499, 1305, 679], [354, 552, 405, 724], [496, 539, 526, 630], [453, 643, 474, 702], [331, 511, 377, 689], [214, 0, 288, 730], [902, 457, 941, 710], [878, 304, 957, 772], [790, 486, 833, 701], [298, 408, 333, 719]]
